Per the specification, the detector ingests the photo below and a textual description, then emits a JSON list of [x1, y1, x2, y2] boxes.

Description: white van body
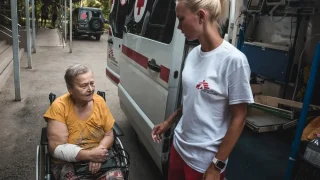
[[118, 0, 187, 173], [106, 0, 234, 175]]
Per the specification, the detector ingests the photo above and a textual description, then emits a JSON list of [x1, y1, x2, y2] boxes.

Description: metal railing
[[0, 10, 22, 41], [0, 13, 22, 27], [0, 24, 20, 37], [0, 29, 12, 38]]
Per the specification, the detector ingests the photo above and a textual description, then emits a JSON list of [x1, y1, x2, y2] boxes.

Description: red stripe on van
[[122, 45, 148, 69], [106, 68, 120, 84], [160, 65, 170, 83]]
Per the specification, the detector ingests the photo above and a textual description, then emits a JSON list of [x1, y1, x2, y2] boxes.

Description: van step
[[0, 48, 24, 91]]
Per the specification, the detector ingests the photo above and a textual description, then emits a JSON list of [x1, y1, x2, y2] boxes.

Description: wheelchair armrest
[[41, 127, 48, 145], [113, 123, 124, 136]]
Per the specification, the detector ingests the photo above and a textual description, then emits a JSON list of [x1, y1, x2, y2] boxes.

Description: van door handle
[[108, 39, 113, 45], [148, 59, 160, 72]]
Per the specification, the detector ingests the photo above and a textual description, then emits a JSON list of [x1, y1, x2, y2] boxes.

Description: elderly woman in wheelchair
[[41, 64, 127, 180]]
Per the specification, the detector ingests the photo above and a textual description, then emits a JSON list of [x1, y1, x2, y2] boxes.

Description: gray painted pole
[[25, 0, 32, 68], [64, 0, 67, 42], [69, 0, 72, 53], [10, 0, 21, 101], [31, 0, 36, 53]]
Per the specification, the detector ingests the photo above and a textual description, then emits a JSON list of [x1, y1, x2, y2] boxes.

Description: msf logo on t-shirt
[[196, 80, 209, 90], [196, 80, 217, 95]]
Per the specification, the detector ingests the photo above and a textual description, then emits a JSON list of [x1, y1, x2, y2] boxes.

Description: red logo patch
[[196, 80, 209, 90]]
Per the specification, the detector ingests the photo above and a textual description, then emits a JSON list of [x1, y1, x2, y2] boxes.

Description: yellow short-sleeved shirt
[[44, 93, 115, 150]]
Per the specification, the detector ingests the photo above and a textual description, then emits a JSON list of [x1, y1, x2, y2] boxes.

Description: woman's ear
[[197, 9, 206, 24], [67, 85, 73, 94]]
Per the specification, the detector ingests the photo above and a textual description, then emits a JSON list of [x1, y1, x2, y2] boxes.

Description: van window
[[126, 0, 176, 44], [80, 9, 88, 20], [92, 10, 102, 18], [109, 0, 129, 38]]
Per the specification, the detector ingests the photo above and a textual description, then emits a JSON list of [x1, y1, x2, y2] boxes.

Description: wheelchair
[[36, 91, 130, 180]]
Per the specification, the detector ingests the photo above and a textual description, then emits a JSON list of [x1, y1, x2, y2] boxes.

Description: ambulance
[[106, 0, 238, 177]]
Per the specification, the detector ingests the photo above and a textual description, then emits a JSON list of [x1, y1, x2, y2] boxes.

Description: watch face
[[216, 160, 225, 169]]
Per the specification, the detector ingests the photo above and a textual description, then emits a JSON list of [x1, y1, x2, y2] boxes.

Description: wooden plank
[[254, 95, 320, 110]]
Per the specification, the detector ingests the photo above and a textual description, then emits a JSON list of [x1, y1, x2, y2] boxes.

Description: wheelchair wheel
[[37, 127, 51, 180], [36, 145, 46, 180], [114, 137, 130, 180]]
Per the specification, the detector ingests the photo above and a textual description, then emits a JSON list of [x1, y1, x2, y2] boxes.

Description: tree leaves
[[81, 0, 110, 19]]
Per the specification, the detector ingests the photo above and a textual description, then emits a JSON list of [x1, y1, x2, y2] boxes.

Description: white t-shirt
[[173, 40, 254, 173]]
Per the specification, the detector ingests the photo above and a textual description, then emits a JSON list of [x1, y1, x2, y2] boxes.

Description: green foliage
[[15, 0, 111, 23], [82, 0, 110, 19]]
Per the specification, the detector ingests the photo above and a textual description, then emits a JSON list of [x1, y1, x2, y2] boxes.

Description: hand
[[88, 145, 108, 162], [89, 162, 101, 174], [151, 121, 170, 143], [203, 163, 221, 180]]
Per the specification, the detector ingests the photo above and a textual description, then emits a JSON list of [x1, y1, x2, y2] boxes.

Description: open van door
[[117, 0, 188, 175], [106, 0, 131, 84]]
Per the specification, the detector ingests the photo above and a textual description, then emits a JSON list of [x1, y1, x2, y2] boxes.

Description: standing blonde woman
[[151, 0, 254, 179]]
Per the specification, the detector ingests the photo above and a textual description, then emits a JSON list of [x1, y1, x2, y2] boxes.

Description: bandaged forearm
[[53, 144, 83, 162]]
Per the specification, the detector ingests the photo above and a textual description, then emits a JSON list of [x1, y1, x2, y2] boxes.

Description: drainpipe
[[25, 0, 32, 68], [10, 0, 21, 101]]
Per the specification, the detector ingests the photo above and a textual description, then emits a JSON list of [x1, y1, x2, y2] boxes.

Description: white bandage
[[53, 144, 83, 162]]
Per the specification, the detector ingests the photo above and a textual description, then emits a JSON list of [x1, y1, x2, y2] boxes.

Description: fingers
[[90, 162, 101, 174], [89, 162, 93, 173], [151, 127, 158, 137], [152, 133, 162, 143], [151, 125, 163, 143], [94, 163, 99, 174], [97, 163, 101, 173], [91, 163, 97, 174]]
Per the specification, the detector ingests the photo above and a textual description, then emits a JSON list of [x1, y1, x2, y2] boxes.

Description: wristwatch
[[212, 157, 226, 171]]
